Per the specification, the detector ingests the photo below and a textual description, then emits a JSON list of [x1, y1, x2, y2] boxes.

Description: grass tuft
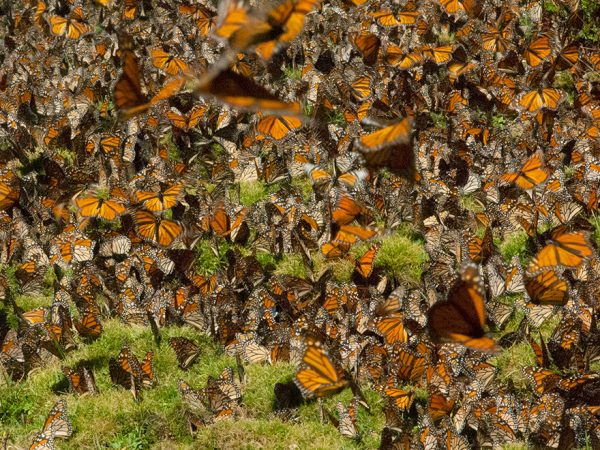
[[376, 224, 428, 285], [497, 231, 529, 263], [274, 254, 308, 279]]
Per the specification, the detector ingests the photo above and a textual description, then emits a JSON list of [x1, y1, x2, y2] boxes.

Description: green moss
[[327, 110, 345, 127], [54, 148, 76, 167], [579, 0, 600, 43], [14, 294, 53, 311], [430, 112, 447, 129], [459, 194, 484, 213], [242, 363, 296, 417], [497, 231, 529, 263], [283, 66, 302, 81], [256, 251, 277, 272], [274, 254, 308, 279], [543, 0, 560, 14], [290, 176, 314, 203], [230, 180, 270, 206], [491, 339, 535, 394], [194, 239, 230, 275], [376, 224, 428, 285], [159, 132, 180, 162], [95, 187, 110, 200], [312, 253, 355, 283], [491, 114, 508, 130], [501, 443, 529, 450], [590, 214, 600, 248]]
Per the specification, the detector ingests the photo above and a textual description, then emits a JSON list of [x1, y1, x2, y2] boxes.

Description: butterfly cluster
[[1, 0, 600, 448]]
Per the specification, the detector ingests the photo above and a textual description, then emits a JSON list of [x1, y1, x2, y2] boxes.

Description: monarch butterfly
[[203, 367, 241, 417], [428, 264, 499, 353], [40, 400, 72, 439], [350, 75, 372, 101], [139, 351, 156, 388], [63, 364, 98, 395], [384, 386, 414, 411], [75, 194, 126, 221], [353, 32, 380, 66], [439, 0, 474, 15], [0, 179, 20, 210], [501, 153, 549, 190], [190, 67, 301, 114], [217, 0, 323, 60], [525, 269, 568, 305], [325, 399, 359, 439], [385, 47, 423, 69], [354, 243, 380, 279], [422, 45, 454, 64], [109, 346, 142, 400], [392, 347, 426, 382], [257, 115, 302, 140], [134, 210, 183, 247], [150, 49, 189, 76], [74, 305, 103, 339], [331, 193, 366, 225], [48, 7, 91, 40], [29, 433, 54, 450], [356, 117, 415, 180], [134, 184, 185, 212], [523, 35, 552, 67], [428, 389, 455, 420], [113, 33, 149, 116], [179, 4, 216, 36], [369, 9, 418, 26], [169, 337, 200, 370], [464, 227, 494, 263], [375, 312, 409, 345], [178, 379, 208, 413], [167, 105, 207, 131], [528, 229, 592, 273], [295, 337, 348, 398], [517, 88, 562, 113]]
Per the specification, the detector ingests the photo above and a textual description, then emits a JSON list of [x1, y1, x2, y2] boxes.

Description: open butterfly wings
[[295, 337, 348, 398], [356, 117, 416, 180], [428, 264, 499, 353]]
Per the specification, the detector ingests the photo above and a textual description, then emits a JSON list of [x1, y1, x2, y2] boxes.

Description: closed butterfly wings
[[169, 337, 200, 370], [29, 400, 73, 449]]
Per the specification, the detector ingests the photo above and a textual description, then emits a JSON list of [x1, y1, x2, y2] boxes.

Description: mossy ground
[[0, 316, 385, 449]]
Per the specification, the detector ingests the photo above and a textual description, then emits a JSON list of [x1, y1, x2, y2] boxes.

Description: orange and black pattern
[[1, 0, 600, 448]]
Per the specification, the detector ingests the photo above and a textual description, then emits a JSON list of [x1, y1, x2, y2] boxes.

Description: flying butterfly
[[523, 34, 552, 67], [150, 49, 189, 76], [517, 88, 562, 113], [427, 264, 499, 353], [356, 117, 416, 180], [75, 192, 127, 221], [501, 153, 549, 190], [528, 229, 592, 273], [216, 0, 323, 60], [48, 6, 91, 40], [256, 115, 302, 140], [189, 67, 301, 114], [167, 105, 207, 132], [354, 243, 381, 279]]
